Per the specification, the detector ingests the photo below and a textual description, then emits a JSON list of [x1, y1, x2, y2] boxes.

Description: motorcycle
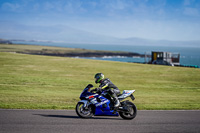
[[75, 84, 137, 120]]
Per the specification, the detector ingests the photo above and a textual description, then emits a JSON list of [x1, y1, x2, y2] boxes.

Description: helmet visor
[[95, 77, 102, 84]]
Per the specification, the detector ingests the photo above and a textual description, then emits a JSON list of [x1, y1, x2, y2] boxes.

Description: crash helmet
[[94, 73, 104, 84]]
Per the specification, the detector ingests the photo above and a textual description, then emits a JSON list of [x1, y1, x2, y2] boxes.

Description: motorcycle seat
[[117, 93, 123, 97]]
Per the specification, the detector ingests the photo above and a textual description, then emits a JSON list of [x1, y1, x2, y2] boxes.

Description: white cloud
[[64, 18, 200, 41], [184, 0, 191, 6], [1, 0, 200, 41], [1, 2, 21, 12], [108, 0, 129, 10], [184, 7, 199, 16], [44, 2, 55, 11], [183, 0, 196, 6]]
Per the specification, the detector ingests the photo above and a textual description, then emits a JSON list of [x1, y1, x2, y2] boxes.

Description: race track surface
[[0, 109, 200, 133]]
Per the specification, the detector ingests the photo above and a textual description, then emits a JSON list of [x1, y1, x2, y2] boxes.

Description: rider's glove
[[96, 87, 104, 94], [90, 89, 96, 93], [90, 87, 102, 93]]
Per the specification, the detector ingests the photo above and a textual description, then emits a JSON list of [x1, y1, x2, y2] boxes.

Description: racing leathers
[[95, 78, 120, 107]]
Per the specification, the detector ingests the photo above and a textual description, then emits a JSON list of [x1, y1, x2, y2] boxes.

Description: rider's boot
[[114, 97, 120, 107], [110, 92, 120, 107], [112, 94, 120, 114]]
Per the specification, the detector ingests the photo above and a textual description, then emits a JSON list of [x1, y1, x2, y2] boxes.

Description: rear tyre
[[75, 103, 94, 118], [119, 101, 137, 120]]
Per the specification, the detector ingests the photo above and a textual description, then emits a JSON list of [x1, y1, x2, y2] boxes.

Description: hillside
[[1, 22, 200, 47], [0, 39, 12, 44], [0, 43, 142, 57]]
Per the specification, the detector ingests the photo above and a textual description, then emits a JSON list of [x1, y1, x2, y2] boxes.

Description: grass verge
[[0, 45, 200, 110]]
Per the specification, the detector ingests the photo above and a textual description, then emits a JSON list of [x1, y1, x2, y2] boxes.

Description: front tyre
[[75, 102, 93, 118], [119, 101, 137, 120]]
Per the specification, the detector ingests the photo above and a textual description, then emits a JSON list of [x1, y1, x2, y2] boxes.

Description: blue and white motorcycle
[[75, 84, 137, 120]]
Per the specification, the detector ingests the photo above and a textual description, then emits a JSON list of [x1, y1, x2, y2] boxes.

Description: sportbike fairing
[[79, 87, 136, 116], [79, 87, 118, 116], [118, 90, 135, 100], [76, 84, 137, 119]]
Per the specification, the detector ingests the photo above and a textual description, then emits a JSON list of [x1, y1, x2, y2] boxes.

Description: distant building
[[151, 51, 180, 66], [0, 39, 12, 44]]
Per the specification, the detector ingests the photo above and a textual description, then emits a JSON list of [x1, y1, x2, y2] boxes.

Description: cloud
[[182, 0, 200, 17], [183, 0, 196, 6], [0, 0, 200, 41], [184, 7, 199, 16], [43, 2, 55, 11], [1, 2, 21, 12], [108, 0, 129, 10]]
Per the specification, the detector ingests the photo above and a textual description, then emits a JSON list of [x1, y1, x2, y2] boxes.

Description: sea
[[12, 41, 200, 67]]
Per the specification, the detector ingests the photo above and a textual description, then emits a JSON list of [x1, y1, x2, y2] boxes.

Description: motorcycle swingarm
[[118, 100, 133, 113]]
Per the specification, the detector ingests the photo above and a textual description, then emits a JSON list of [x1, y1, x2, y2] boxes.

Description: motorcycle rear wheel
[[76, 103, 93, 118], [119, 101, 137, 120]]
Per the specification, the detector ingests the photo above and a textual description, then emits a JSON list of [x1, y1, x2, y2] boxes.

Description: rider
[[93, 73, 120, 108]]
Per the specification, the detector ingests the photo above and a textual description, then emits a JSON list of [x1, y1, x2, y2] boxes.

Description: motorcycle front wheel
[[75, 103, 94, 118], [119, 101, 137, 120]]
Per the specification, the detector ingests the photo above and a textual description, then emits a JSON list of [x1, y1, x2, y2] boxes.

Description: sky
[[0, 0, 200, 42]]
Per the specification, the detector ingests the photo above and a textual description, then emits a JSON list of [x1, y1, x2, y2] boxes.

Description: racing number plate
[[130, 94, 135, 101]]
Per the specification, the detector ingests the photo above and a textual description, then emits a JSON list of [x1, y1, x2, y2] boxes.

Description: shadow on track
[[34, 114, 79, 119], [34, 114, 122, 120]]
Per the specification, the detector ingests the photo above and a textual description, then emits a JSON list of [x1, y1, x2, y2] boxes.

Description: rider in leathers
[[93, 73, 120, 108]]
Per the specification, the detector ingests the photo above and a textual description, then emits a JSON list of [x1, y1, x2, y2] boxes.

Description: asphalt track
[[0, 109, 200, 133]]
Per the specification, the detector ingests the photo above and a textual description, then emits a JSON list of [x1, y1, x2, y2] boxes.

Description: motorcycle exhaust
[[117, 106, 129, 112]]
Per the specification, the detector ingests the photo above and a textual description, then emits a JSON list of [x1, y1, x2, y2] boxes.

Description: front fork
[[78, 100, 89, 108], [78, 100, 95, 114]]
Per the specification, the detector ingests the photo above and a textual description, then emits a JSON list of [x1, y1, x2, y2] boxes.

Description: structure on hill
[[0, 39, 12, 44], [146, 51, 180, 66]]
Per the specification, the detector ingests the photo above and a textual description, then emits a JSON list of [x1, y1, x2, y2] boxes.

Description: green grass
[[0, 45, 200, 110], [0, 43, 97, 52], [0, 43, 130, 54]]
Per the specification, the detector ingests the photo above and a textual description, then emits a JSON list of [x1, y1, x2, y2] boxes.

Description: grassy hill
[[0, 43, 141, 57], [0, 44, 200, 110]]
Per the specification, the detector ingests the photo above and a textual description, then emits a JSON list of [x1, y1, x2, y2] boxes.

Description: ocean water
[[13, 41, 200, 67]]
